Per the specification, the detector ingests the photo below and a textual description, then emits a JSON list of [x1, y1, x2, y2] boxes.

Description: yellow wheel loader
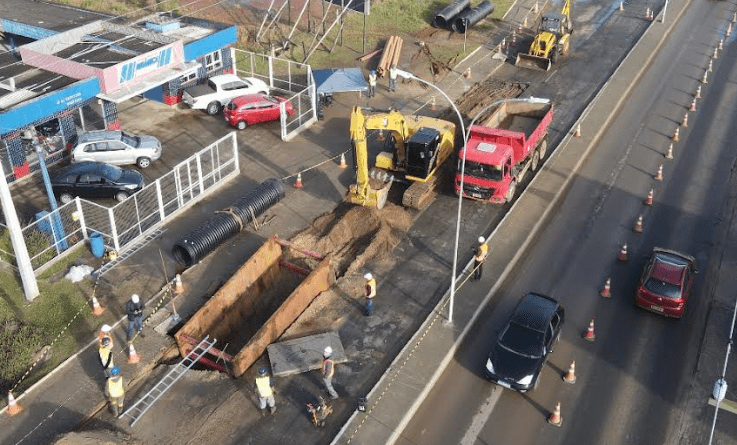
[[516, 0, 573, 71], [346, 106, 456, 211]]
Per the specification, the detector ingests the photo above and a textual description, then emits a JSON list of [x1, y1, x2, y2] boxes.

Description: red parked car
[[636, 247, 696, 318], [223, 94, 294, 129]]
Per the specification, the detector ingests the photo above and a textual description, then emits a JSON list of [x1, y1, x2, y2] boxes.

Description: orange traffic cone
[[511, 30, 516, 46], [523, 16, 528, 28], [619, 1, 624, 11], [729, 23, 734, 37], [634, 214, 644, 233], [672, 127, 680, 142], [732, 11, 736, 23], [464, 68, 472, 79], [690, 98, 696, 112], [645, 188, 654, 206], [702, 69, 709, 84], [618, 243, 628, 261], [91, 296, 106, 317], [338, 153, 347, 169], [720, 39, 724, 50], [655, 164, 664, 181], [712, 47, 719, 59], [681, 113, 688, 127], [584, 318, 596, 341], [574, 124, 581, 138], [174, 273, 184, 294], [548, 401, 563, 426], [708, 60, 713, 73], [696, 85, 702, 98], [563, 361, 576, 384], [430, 96, 437, 111], [7, 391, 23, 416], [645, 7, 651, 19], [294, 172, 303, 189], [600, 277, 611, 297], [666, 143, 674, 160], [533, 1, 539, 13], [128, 343, 140, 364]]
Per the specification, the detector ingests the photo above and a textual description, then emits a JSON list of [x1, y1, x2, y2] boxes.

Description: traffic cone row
[[600, 277, 611, 297], [91, 296, 106, 317], [7, 391, 23, 416]]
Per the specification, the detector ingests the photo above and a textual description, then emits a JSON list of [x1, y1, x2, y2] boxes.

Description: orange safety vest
[[475, 244, 488, 262], [322, 358, 335, 379], [365, 279, 376, 299]]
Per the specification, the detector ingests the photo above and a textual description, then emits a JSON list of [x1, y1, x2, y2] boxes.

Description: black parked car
[[485, 292, 565, 392], [51, 162, 144, 204]]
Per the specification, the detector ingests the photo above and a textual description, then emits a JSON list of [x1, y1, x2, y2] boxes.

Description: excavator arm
[[346, 106, 391, 209]]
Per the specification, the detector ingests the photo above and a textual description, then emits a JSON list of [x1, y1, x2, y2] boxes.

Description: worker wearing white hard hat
[[125, 294, 145, 341], [364, 272, 377, 317], [321, 346, 339, 399], [98, 324, 113, 348], [473, 237, 489, 281]]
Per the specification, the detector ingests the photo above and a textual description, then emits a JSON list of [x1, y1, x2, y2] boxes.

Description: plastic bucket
[[89, 232, 105, 258]]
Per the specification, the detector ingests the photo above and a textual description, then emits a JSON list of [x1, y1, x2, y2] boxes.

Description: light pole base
[[441, 318, 455, 328]]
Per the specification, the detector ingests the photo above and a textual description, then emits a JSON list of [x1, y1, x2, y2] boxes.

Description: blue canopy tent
[[313, 68, 368, 105]]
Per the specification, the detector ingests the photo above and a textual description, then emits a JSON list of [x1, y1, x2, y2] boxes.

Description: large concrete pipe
[[452, 1, 495, 33], [433, 0, 471, 28]]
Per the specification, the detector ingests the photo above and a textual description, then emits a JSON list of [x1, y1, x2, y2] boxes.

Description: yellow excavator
[[346, 106, 456, 211], [515, 0, 573, 71]]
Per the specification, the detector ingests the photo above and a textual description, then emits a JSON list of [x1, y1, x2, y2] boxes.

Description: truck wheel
[[206, 102, 221, 115], [506, 180, 517, 203], [531, 150, 540, 171], [539, 139, 548, 159]]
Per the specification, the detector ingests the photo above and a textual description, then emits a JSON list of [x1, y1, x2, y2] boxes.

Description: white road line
[[460, 385, 504, 445]]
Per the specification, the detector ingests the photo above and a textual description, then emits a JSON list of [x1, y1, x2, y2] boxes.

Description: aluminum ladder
[[120, 335, 216, 426]]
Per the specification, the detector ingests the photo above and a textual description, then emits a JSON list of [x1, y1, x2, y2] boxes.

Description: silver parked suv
[[71, 130, 162, 168]]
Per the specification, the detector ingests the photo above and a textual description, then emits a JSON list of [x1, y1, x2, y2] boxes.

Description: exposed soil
[[51, 429, 144, 445]]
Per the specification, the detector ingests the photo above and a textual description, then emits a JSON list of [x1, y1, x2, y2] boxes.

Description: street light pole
[[394, 69, 465, 324]]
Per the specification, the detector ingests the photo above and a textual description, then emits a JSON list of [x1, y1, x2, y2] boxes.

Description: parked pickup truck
[[455, 100, 553, 204], [182, 74, 270, 115]]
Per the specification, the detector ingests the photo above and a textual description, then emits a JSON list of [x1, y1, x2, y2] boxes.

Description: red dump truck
[[455, 100, 553, 204]]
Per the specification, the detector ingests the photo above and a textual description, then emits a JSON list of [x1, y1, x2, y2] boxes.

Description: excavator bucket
[[515, 53, 552, 71]]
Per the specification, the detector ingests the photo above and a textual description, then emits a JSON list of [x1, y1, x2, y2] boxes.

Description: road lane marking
[[460, 385, 503, 445]]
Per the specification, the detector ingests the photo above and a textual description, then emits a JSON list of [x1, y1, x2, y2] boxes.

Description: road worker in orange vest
[[473, 236, 488, 281], [364, 273, 376, 316], [105, 366, 125, 417], [321, 346, 339, 399], [255, 366, 276, 415]]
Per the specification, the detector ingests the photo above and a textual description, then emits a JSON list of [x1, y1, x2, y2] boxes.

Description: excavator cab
[[405, 128, 442, 179]]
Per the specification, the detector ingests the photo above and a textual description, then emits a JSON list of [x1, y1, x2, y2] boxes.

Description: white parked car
[[182, 74, 270, 115], [71, 130, 162, 168]]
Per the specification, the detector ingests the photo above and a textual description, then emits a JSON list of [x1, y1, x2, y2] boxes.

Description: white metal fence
[[233, 49, 317, 141], [0, 132, 239, 274]]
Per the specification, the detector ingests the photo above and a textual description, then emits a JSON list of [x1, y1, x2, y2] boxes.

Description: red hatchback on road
[[223, 94, 294, 130], [636, 247, 696, 318]]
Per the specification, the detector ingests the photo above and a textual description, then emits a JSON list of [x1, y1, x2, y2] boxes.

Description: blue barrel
[[89, 232, 105, 258]]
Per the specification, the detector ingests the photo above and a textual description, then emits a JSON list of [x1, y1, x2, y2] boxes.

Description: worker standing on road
[[473, 237, 488, 281], [98, 324, 113, 348], [255, 367, 277, 415], [125, 294, 145, 342], [98, 336, 115, 377], [364, 272, 376, 316], [321, 347, 339, 399], [388, 64, 398, 92], [105, 366, 125, 417], [368, 70, 377, 98]]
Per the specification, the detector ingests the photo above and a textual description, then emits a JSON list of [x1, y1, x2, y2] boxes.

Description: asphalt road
[[398, 0, 737, 444]]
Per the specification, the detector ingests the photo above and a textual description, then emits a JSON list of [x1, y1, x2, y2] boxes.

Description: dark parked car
[[485, 292, 565, 392], [636, 247, 696, 318], [51, 162, 144, 204]]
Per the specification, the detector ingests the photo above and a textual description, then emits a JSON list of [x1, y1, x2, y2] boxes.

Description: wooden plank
[[708, 397, 737, 415], [357, 49, 382, 61]]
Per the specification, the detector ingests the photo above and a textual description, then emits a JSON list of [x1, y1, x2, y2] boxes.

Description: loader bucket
[[515, 53, 552, 71]]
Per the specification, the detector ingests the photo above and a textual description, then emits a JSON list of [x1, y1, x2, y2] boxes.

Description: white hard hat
[[131, 294, 140, 304], [324, 346, 333, 356], [101, 324, 112, 333], [478, 236, 485, 244], [364, 273, 373, 280]]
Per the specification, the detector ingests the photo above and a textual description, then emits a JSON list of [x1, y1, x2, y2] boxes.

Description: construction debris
[[267, 331, 346, 376], [377, 36, 403, 77]]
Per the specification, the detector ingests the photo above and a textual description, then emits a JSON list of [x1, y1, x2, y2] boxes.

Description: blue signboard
[[0, 77, 99, 136], [119, 47, 174, 84], [184, 26, 237, 61]]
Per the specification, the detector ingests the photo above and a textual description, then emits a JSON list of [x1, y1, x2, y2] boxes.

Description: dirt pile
[[451, 79, 529, 122], [286, 202, 412, 277], [51, 429, 144, 445]]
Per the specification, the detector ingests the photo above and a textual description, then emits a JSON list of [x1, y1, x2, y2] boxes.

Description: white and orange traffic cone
[[174, 273, 184, 295], [666, 143, 674, 160], [584, 318, 596, 341], [634, 214, 644, 233], [574, 124, 581, 138], [645, 7, 651, 19], [672, 127, 680, 142], [464, 68, 472, 79], [523, 16, 528, 28], [294, 172, 303, 189], [338, 153, 347, 169], [7, 391, 23, 416], [511, 30, 517, 46], [690, 98, 696, 112], [655, 164, 664, 181], [730, 23, 734, 36], [430, 96, 437, 111], [619, 1, 624, 11], [128, 343, 140, 364], [696, 85, 702, 98], [732, 11, 736, 23], [720, 39, 724, 50], [713, 46, 719, 59], [91, 296, 106, 317], [563, 361, 577, 384], [681, 113, 688, 128], [600, 277, 611, 298], [618, 243, 628, 261], [702, 70, 709, 84], [533, 1, 539, 13], [645, 188, 654, 206], [708, 60, 713, 73], [548, 402, 563, 426]]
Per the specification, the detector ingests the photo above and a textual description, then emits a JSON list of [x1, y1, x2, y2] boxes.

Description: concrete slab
[[267, 331, 346, 377]]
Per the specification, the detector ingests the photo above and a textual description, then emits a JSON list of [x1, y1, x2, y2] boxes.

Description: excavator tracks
[[401, 168, 445, 211]]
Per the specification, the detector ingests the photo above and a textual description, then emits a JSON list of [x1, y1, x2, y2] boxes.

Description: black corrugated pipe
[[172, 179, 285, 266], [433, 0, 471, 28], [452, 1, 494, 33]]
